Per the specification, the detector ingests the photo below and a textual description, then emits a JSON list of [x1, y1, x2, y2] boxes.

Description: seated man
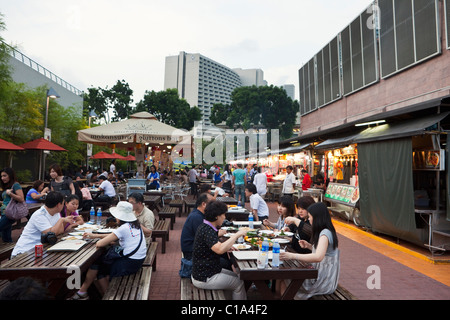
[[11, 192, 74, 257], [128, 192, 155, 238], [95, 175, 116, 204], [245, 183, 270, 222]]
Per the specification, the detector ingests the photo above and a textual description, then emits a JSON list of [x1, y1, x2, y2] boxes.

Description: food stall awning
[[279, 143, 311, 154], [314, 134, 359, 150], [353, 112, 450, 144]]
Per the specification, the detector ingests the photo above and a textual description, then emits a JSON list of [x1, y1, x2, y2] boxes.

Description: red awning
[[20, 138, 67, 151], [0, 138, 25, 151]]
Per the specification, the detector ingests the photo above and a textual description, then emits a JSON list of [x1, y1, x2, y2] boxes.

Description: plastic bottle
[[90, 206, 95, 222], [96, 207, 102, 225], [248, 212, 254, 229], [257, 240, 269, 269], [272, 241, 280, 267]]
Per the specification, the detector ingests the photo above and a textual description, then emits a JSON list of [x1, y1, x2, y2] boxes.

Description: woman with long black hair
[[280, 202, 340, 299], [0, 167, 24, 242]]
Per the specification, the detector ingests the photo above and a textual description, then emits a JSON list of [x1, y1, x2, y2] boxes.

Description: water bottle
[[272, 241, 280, 268], [90, 206, 95, 222], [248, 212, 254, 229], [96, 207, 102, 225], [257, 240, 269, 269]]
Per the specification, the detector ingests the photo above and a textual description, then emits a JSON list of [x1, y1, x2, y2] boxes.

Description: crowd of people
[[0, 161, 339, 300]]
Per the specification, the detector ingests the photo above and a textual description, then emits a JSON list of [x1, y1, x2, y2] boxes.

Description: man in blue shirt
[[232, 163, 246, 205], [180, 193, 213, 259]]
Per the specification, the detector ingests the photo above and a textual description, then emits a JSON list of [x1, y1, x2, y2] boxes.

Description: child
[[60, 195, 84, 231]]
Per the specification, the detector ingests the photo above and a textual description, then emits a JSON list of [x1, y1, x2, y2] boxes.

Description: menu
[[325, 183, 359, 204]]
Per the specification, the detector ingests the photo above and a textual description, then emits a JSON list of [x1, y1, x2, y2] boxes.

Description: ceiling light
[[355, 120, 386, 127]]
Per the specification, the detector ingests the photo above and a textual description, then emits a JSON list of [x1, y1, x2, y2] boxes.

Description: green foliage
[[135, 88, 202, 131], [211, 85, 299, 140]]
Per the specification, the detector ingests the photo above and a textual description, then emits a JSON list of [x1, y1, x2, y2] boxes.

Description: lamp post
[[41, 87, 60, 180]]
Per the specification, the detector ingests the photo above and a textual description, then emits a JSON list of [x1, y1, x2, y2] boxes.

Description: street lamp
[[41, 87, 60, 180]]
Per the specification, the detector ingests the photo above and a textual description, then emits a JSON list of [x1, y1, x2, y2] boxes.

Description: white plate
[[223, 233, 233, 237], [232, 244, 251, 250], [233, 221, 262, 226], [259, 230, 274, 235], [272, 238, 290, 244], [95, 228, 115, 234], [274, 231, 293, 237], [69, 232, 84, 236], [75, 224, 99, 231], [62, 235, 83, 241]]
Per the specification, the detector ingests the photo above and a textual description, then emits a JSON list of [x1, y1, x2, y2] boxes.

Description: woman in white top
[[280, 202, 340, 300], [70, 201, 147, 300]]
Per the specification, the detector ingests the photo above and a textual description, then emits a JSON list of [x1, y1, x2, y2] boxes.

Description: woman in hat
[[69, 201, 147, 300]]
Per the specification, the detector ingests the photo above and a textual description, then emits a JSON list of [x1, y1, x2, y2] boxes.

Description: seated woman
[[284, 196, 315, 254], [280, 202, 340, 300], [69, 201, 147, 300], [263, 195, 296, 231], [60, 195, 84, 231], [191, 201, 247, 300], [26, 180, 49, 203]]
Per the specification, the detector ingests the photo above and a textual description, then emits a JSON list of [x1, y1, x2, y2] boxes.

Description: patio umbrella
[[90, 151, 116, 159], [20, 138, 67, 151], [0, 138, 25, 151], [20, 138, 67, 180], [77, 111, 185, 149], [123, 154, 136, 161]]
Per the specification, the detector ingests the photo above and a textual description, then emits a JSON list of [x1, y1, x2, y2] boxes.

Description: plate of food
[[69, 232, 84, 236], [272, 238, 290, 244], [232, 244, 251, 250], [274, 231, 293, 237], [62, 235, 83, 241], [75, 224, 99, 231], [94, 228, 115, 234], [259, 230, 274, 236]]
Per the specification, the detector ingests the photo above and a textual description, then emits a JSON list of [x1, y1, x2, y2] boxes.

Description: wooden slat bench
[[180, 277, 226, 300], [169, 199, 184, 217], [143, 241, 158, 271], [102, 267, 152, 300], [309, 285, 357, 300], [151, 220, 170, 254], [184, 199, 197, 214], [158, 206, 177, 230], [0, 243, 16, 262]]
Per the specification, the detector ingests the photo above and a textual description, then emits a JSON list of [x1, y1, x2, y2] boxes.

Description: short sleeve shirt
[[232, 169, 246, 185], [192, 223, 221, 282]]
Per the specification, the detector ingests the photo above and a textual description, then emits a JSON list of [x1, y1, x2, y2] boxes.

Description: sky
[[1, 0, 373, 103]]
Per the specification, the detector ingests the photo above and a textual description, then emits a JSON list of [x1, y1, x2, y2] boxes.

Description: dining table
[[226, 224, 318, 300], [0, 237, 105, 298]]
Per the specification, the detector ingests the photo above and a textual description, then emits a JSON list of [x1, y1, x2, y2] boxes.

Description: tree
[[0, 13, 12, 102], [135, 88, 202, 131], [210, 85, 299, 140]]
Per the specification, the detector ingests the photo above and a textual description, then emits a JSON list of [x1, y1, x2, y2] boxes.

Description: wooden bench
[[143, 241, 158, 272], [151, 220, 170, 254], [0, 243, 16, 262], [184, 199, 197, 214], [180, 277, 226, 300], [158, 206, 177, 230], [103, 267, 152, 300], [309, 285, 357, 300], [169, 199, 184, 217]]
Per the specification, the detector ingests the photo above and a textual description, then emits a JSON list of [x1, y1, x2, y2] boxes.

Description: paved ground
[[148, 196, 450, 300]]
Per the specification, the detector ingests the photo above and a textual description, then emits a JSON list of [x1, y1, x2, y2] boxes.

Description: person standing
[[301, 169, 312, 191], [49, 164, 75, 197], [0, 168, 25, 243], [282, 165, 296, 198], [188, 166, 199, 197], [252, 167, 267, 197], [232, 163, 246, 205]]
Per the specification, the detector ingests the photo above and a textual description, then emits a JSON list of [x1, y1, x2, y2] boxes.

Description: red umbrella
[[90, 151, 116, 159], [20, 138, 67, 151], [111, 152, 127, 160], [0, 138, 25, 151], [123, 154, 136, 161]]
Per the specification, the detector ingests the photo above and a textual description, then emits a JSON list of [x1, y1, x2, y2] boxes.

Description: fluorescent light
[[355, 120, 386, 127]]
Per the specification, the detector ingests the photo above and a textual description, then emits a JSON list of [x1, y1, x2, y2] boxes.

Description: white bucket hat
[[109, 201, 137, 222]]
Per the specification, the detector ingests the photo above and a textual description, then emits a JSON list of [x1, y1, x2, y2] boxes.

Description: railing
[[2, 41, 83, 96]]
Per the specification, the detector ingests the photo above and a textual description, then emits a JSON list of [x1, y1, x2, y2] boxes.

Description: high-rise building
[[232, 68, 267, 87], [164, 51, 242, 126]]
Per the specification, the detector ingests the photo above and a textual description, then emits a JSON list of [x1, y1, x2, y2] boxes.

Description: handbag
[[103, 228, 143, 265], [4, 199, 28, 220]]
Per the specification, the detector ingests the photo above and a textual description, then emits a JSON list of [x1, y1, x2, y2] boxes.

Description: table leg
[[281, 279, 304, 300]]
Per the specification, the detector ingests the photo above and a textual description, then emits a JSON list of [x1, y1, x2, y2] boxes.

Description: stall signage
[[325, 183, 359, 204], [413, 149, 445, 171]]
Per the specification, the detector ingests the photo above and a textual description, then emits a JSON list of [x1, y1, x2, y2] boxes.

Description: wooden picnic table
[[226, 208, 251, 221], [226, 224, 318, 300], [216, 197, 238, 205], [0, 238, 105, 298], [143, 195, 162, 212]]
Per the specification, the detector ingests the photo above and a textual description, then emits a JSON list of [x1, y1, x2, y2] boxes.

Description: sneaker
[[68, 292, 89, 300]]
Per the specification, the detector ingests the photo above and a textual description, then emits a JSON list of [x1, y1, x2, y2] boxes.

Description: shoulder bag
[[4, 186, 28, 220], [103, 228, 143, 265]]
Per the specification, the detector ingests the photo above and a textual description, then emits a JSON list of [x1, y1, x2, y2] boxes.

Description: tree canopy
[[210, 85, 299, 140]]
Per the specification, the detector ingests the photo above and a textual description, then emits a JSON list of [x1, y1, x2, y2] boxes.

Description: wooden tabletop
[[0, 239, 105, 297], [216, 197, 238, 205]]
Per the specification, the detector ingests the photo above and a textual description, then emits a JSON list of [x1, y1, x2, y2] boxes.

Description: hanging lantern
[[136, 143, 142, 149]]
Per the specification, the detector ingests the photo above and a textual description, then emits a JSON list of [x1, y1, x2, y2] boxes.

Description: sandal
[[68, 292, 89, 300]]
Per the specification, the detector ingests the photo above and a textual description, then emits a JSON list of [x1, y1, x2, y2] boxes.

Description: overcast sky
[[1, 0, 373, 102]]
